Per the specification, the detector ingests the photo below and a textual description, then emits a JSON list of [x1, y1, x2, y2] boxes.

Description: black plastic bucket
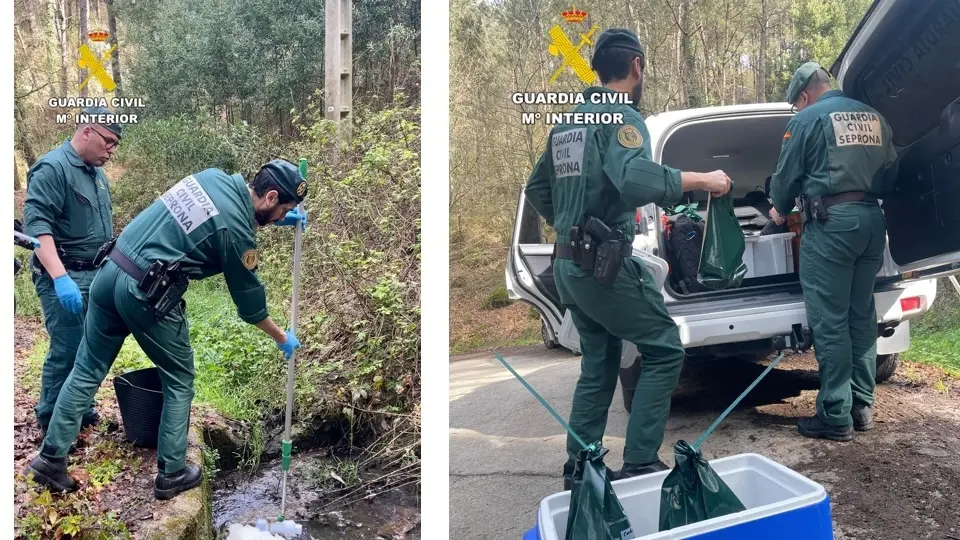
[[113, 367, 164, 448]]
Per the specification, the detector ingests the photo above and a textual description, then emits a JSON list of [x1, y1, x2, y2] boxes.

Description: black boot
[[81, 409, 101, 429], [797, 416, 853, 441], [618, 459, 669, 480], [562, 461, 617, 491], [23, 455, 78, 493], [155, 462, 202, 500], [852, 405, 874, 432]]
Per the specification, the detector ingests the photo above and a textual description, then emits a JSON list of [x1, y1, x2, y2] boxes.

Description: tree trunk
[[53, 0, 69, 96], [78, 0, 88, 97], [679, 0, 699, 108], [106, 0, 122, 95], [14, 100, 38, 168], [92, 0, 100, 25], [757, 0, 768, 103]]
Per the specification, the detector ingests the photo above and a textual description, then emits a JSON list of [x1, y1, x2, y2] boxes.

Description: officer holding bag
[[769, 62, 898, 441], [25, 159, 308, 500], [525, 28, 731, 487]]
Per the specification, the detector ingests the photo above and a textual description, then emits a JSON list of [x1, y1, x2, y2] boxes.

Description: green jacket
[[116, 168, 268, 324], [23, 140, 114, 260], [770, 90, 898, 215], [525, 87, 683, 243]]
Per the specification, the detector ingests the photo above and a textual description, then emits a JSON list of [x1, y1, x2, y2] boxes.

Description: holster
[[583, 217, 629, 287], [141, 261, 188, 319]]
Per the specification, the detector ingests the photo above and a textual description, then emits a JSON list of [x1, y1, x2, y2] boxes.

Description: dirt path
[[450, 347, 960, 539], [13, 316, 198, 538]]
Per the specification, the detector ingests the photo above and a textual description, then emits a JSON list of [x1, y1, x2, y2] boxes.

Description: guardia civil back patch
[[552, 128, 586, 178], [831, 112, 882, 147], [160, 175, 220, 234]]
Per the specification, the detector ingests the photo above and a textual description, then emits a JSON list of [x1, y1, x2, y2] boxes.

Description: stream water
[[212, 450, 420, 539]]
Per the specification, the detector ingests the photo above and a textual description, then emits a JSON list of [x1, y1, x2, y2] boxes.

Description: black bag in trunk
[[668, 216, 708, 294]]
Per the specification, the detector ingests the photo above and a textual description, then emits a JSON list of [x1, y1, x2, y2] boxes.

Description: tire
[[875, 353, 900, 384], [541, 319, 559, 349]]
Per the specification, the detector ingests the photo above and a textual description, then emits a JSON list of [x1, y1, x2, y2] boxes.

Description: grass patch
[[23, 336, 49, 399], [904, 279, 960, 377], [14, 264, 41, 318]]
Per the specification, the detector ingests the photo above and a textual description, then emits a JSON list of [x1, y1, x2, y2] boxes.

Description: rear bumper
[[670, 279, 936, 350]]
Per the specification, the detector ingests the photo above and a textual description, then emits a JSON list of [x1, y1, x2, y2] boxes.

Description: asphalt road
[[449, 346, 960, 539]]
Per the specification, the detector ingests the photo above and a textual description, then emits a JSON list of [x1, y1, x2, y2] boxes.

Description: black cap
[[592, 28, 645, 67], [80, 106, 123, 139], [261, 159, 307, 203]]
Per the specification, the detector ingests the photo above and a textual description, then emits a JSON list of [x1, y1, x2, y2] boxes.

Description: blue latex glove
[[275, 208, 307, 228], [277, 330, 301, 360], [53, 274, 84, 314]]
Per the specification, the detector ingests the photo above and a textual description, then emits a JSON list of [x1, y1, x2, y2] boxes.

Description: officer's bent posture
[[23, 106, 124, 435], [525, 28, 732, 487], [769, 63, 898, 441], [25, 159, 309, 499]]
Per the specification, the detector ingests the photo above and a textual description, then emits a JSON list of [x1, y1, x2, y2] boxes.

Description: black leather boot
[[155, 462, 202, 500], [618, 459, 669, 480], [797, 416, 854, 441], [852, 405, 874, 432], [23, 455, 78, 493], [562, 461, 618, 491], [81, 408, 101, 428]]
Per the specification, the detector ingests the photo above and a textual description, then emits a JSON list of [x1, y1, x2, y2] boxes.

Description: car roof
[[645, 102, 794, 142]]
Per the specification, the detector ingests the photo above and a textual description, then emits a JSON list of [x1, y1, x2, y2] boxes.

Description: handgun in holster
[[802, 195, 828, 222], [140, 260, 189, 319], [584, 217, 626, 288]]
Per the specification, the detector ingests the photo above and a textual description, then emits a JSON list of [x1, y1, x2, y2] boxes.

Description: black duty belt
[[108, 248, 147, 281], [32, 254, 98, 274], [821, 191, 879, 209], [555, 241, 632, 260]]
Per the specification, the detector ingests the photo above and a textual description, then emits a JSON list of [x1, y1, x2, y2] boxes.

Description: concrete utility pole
[[325, 0, 353, 163]]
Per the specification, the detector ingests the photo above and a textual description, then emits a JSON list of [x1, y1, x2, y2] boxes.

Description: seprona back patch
[[160, 175, 220, 234], [831, 111, 883, 147]]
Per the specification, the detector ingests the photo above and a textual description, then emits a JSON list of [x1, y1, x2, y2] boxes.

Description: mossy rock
[[481, 286, 511, 310]]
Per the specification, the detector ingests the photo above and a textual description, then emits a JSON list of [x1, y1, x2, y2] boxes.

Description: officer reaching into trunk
[[524, 28, 731, 488], [25, 159, 308, 499], [23, 106, 124, 438], [769, 62, 898, 441]]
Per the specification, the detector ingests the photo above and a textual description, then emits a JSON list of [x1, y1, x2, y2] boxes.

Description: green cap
[[80, 106, 123, 139], [785, 62, 825, 104], [591, 28, 645, 66], [261, 159, 307, 203]]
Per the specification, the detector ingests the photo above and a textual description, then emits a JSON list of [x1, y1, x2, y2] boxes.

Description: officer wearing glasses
[[23, 106, 123, 439]]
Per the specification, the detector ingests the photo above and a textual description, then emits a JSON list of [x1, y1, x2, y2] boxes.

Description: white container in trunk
[[742, 232, 795, 278]]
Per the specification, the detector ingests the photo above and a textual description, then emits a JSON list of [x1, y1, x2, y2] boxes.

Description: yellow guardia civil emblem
[[242, 249, 259, 270], [618, 125, 643, 148], [296, 181, 307, 197]]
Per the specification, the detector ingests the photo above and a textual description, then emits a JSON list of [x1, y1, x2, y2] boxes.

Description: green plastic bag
[[659, 441, 746, 531], [566, 446, 635, 540], [698, 190, 747, 289]]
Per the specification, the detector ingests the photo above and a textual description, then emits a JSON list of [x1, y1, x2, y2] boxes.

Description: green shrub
[[482, 286, 511, 310]]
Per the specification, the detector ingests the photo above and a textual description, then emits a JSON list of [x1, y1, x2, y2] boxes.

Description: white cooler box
[[523, 453, 833, 540], [741, 232, 795, 278]]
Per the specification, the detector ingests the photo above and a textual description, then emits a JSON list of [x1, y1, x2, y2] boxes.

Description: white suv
[[506, 0, 960, 409]]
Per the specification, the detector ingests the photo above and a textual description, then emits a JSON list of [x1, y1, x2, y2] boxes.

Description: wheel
[[541, 319, 559, 349], [875, 353, 900, 384], [619, 356, 642, 413]]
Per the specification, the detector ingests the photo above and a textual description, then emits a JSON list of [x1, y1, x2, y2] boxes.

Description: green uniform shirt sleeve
[[602, 119, 683, 208], [221, 230, 269, 324], [23, 164, 65, 238], [770, 117, 807, 215], [525, 149, 555, 226]]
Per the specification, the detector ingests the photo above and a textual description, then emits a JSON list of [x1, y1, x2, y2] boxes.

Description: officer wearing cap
[[25, 159, 308, 499], [23, 106, 125, 437], [525, 28, 731, 487], [769, 62, 898, 441]]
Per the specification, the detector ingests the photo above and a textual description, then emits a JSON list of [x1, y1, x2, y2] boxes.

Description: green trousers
[[41, 261, 195, 474], [800, 202, 886, 427], [554, 257, 685, 465], [33, 267, 98, 429]]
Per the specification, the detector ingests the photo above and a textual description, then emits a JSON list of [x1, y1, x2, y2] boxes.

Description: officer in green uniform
[[25, 159, 308, 499], [769, 62, 898, 441], [525, 28, 731, 487], [23, 106, 124, 436]]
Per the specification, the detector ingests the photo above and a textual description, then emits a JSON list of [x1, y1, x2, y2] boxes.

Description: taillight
[[900, 296, 921, 312]]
